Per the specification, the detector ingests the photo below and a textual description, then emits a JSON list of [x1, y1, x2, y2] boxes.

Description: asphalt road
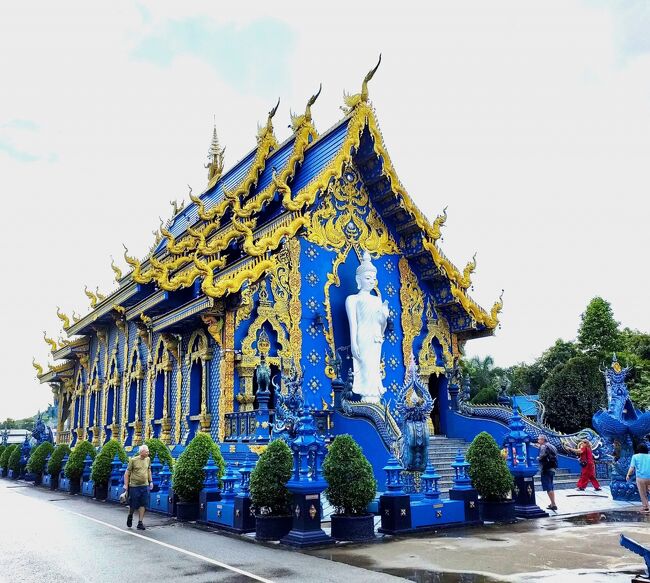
[[0, 481, 403, 583]]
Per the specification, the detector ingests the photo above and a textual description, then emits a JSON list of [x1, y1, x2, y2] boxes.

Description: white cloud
[[0, 1, 648, 417]]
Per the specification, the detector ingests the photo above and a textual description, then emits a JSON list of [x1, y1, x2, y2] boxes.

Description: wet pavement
[[307, 488, 650, 583]]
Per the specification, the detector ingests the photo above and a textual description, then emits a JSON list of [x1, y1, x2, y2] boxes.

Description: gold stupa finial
[[342, 54, 382, 114], [205, 119, 226, 185]]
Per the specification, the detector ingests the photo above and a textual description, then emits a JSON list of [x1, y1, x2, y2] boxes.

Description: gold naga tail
[[43, 331, 58, 352], [95, 287, 106, 301], [110, 256, 123, 281], [56, 306, 71, 329], [431, 206, 448, 241], [342, 54, 382, 113], [290, 84, 322, 132], [460, 253, 477, 290], [84, 285, 99, 308], [257, 97, 280, 143], [72, 311, 81, 323], [32, 358, 44, 377]]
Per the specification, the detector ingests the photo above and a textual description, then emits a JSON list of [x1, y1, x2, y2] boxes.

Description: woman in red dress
[[568, 440, 602, 491]]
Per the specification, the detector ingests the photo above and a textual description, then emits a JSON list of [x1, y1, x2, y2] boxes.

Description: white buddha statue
[[345, 251, 390, 403]]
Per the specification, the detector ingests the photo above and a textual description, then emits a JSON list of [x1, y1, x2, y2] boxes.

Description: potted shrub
[[26, 441, 55, 486], [91, 439, 127, 500], [144, 438, 174, 472], [0, 445, 6, 472], [172, 433, 225, 520], [8, 445, 22, 479], [65, 440, 96, 495], [0, 444, 16, 477], [47, 443, 71, 490], [466, 432, 515, 522], [323, 434, 377, 541], [250, 439, 293, 541]]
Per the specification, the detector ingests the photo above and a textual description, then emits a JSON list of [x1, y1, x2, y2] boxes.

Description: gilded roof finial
[[43, 331, 58, 352], [95, 287, 106, 301], [84, 285, 99, 308], [56, 306, 71, 330], [341, 54, 382, 114], [32, 358, 44, 377], [431, 206, 448, 241], [490, 290, 505, 325], [460, 252, 477, 290], [170, 198, 185, 217], [257, 97, 280, 143], [290, 84, 322, 132], [72, 310, 81, 323], [205, 119, 226, 186], [110, 256, 123, 282]]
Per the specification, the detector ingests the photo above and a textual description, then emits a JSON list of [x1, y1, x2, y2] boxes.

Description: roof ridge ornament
[[290, 84, 321, 133], [257, 97, 280, 144], [205, 120, 226, 186], [32, 358, 44, 377], [84, 285, 99, 308], [341, 54, 382, 114], [431, 206, 447, 241], [110, 256, 123, 282], [56, 306, 71, 330], [43, 331, 58, 352]]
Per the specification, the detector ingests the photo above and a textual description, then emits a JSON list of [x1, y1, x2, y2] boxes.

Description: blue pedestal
[[59, 477, 71, 492], [148, 490, 173, 514], [42, 474, 53, 489], [280, 490, 332, 548], [378, 493, 412, 534], [82, 479, 95, 498], [512, 469, 547, 518], [410, 498, 465, 528], [449, 487, 481, 524]]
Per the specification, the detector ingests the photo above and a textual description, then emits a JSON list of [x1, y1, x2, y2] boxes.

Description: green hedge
[[47, 443, 71, 476], [0, 445, 6, 462], [466, 432, 513, 501], [172, 433, 225, 502], [1, 444, 18, 472], [8, 446, 22, 473], [26, 441, 55, 474], [91, 439, 128, 486], [64, 440, 96, 480], [323, 434, 376, 515], [144, 438, 174, 469], [250, 439, 293, 516]]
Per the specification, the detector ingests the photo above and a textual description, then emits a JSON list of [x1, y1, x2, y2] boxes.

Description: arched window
[[185, 330, 212, 443]]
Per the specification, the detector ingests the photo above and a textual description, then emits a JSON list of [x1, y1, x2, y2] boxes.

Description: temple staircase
[[427, 435, 587, 497]]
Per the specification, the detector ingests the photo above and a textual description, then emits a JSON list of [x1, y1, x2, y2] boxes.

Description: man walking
[[124, 444, 153, 530], [538, 434, 558, 511]]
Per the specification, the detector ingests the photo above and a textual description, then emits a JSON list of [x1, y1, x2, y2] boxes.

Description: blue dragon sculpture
[[593, 355, 650, 500], [31, 411, 54, 446], [395, 356, 434, 472], [271, 366, 305, 442]]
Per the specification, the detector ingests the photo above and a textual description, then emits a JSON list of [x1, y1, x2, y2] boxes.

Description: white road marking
[[64, 509, 275, 583]]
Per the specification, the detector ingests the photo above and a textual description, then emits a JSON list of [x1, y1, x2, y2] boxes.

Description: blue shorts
[[129, 486, 149, 510], [540, 470, 555, 491]]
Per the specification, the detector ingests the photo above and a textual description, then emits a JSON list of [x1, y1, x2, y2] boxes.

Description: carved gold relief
[[418, 300, 452, 378], [398, 258, 424, 367]]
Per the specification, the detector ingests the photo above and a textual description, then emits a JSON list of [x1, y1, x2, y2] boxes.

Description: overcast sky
[[1, 1, 648, 419]]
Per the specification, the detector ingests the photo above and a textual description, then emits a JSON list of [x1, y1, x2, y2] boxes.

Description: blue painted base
[[81, 479, 95, 497], [280, 492, 333, 548], [378, 494, 412, 534], [108, 482, 124, 503], [148, 490, 173, 514], [448, 488, 481, 524], [410, 498, 465, 529], [512, 473, 547, 519], [200, 489, 222, 522], [42, 474, 53, 489], [58, 477, 71, 492], [205, 496, 256, 533]]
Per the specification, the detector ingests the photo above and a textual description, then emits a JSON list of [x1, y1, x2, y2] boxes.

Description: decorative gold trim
[[399, 257, 424, 366]]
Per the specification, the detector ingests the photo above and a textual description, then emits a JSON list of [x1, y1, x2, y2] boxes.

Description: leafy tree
[[172, 433, 225, 502], [462, 355, 505, 398], [8, 446, 22, 474], [539, 355, 606, 433], [323, 435, 376, 515], [64, 440, 96, 480], [1, 419, 17, 429], [0, 444, 18, 472], [471, 386, 499, 404], [26, 441, 55, 474], [250, 439, 293, 516], [578, 297, 620, 358], [144, 438, 174, 469], [538, 339, 580, 376], [466, 432, 513, 501], [47, 443, 71, 476], [91, 439, 128, 486], [508, 362, 544, 395]]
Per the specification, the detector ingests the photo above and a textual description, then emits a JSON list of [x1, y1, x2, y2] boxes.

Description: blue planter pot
[[479, 499, 516, 523], [255, 515, 292, 541], [331, 514, 376, 541]]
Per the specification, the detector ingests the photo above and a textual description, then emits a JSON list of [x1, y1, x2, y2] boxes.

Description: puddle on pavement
[[521, 571, 643, 583], [564, 511, 650, 525]]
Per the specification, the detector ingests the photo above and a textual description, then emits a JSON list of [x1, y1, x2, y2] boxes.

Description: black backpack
[[544, 445, 558, 469]]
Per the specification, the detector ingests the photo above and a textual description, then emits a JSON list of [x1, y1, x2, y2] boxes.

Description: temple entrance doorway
[[428, 374, 443, 436]]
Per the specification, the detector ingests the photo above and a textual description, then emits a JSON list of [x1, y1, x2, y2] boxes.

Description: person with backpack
[[537, 434, 558, 511]]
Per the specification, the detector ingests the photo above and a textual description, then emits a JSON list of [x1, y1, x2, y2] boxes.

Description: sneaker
[[576, 488, 585, 491], [137, 521, 146, 530], [126, 514, 133, 528], [595, 488, 602, 491], [547, 505, 558, 511]]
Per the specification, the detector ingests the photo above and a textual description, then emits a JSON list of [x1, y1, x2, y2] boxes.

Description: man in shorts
[[124, 444, 153, 530], [538, 434, 558, 511]]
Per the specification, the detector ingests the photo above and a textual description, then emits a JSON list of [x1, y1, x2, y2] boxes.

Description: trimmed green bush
[[323, 434, 376, 515], [0, 445, 6, 462], [47, 443, 71, 476], [64, 440, 96, 480], [8, 446, 22, 474], [466, 432, 514, 501], [172, 433, 225, 502], [250, 439, 293, 516], [1, 444, 18, 472], [145, 438, 174, 469], [26, 441, 55, 474], [91, 439, 127, 486]]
